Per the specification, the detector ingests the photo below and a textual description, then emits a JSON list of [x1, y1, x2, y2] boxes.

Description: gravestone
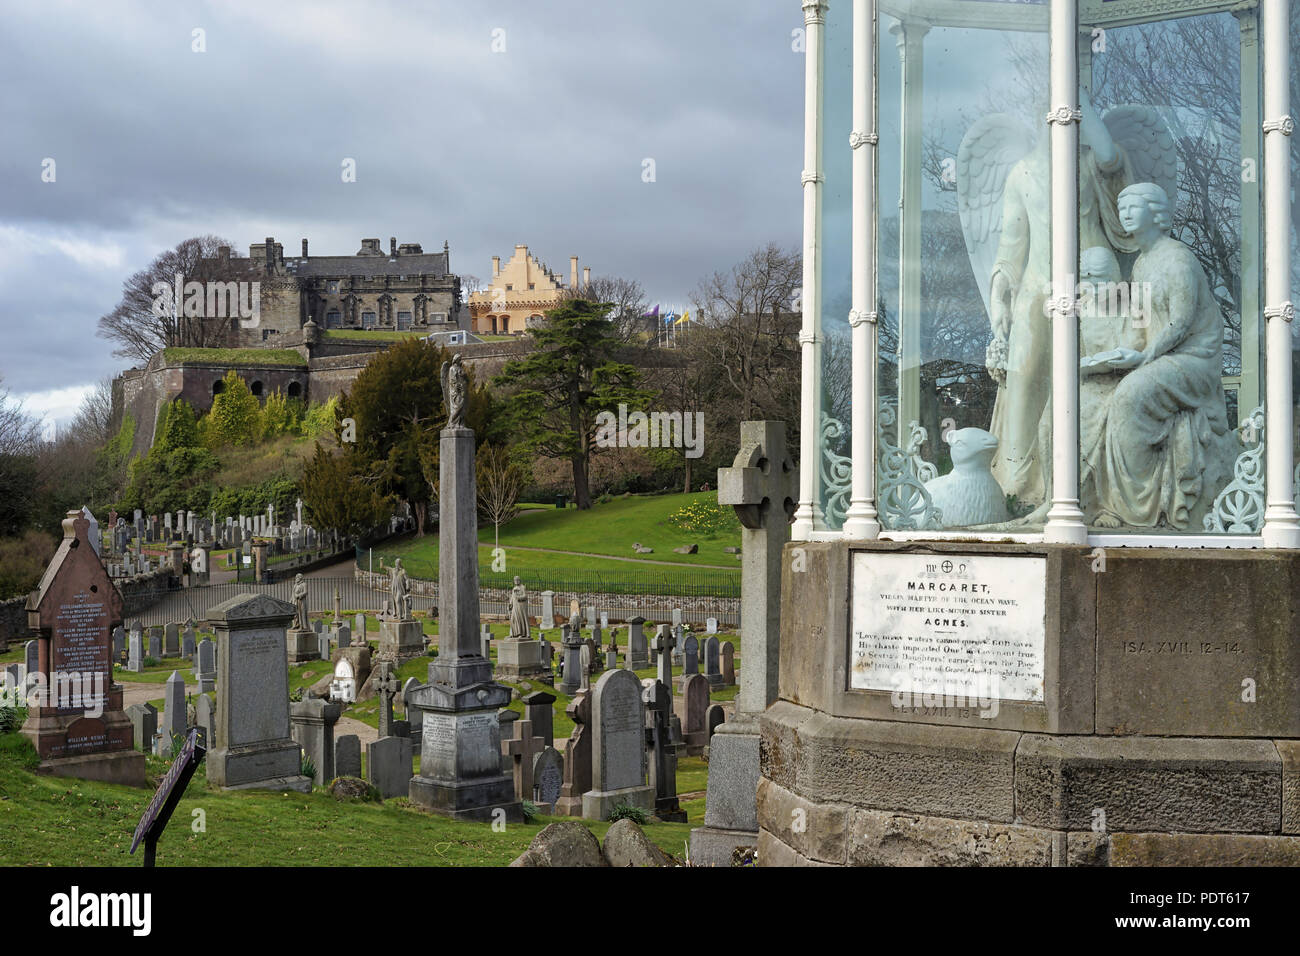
[[532, 746, 564, 811], [625, 617, 649, 669], [502, 718, 546, 810], [25, 640, 38, 680], [373, 661, 399, 739], [291, 697, 341, 785], [692, 420, 796, 864], [126, 703, 157, 753], [721, 641, 735, 686], [111, 628, 125, 664], [541, 590, 555, 625], [553, 692, 592, 817], [557, 625, 585, 696], [368, 735, 414, 799], [683, 635, 699, 676], [582, 669, 653, 820], [127, 627, 144, 673], [706, 617, 718, 634], [318, 632, 332, 661], [523, 690, 555, 748], [181, 626, 196, 661], [654, 626, 675, 692], [676, 673, 710, 756], [672, 608, 682, 628], [205, 593, 310, 792], [605, 646, 617, 670], [20, 510, 145, 786], [480, 623, 492, 661], [330, 657, 357, 703], [196, 638, 216, 693], [147, 629, 161, 660], [162, 671, 187, 744], [195, 694, 215, 749], [703, 636, 723, 687], [335, 734, 362, 779], [644, 680, 686, 822], [705, 703, 726, 742], [405, 401, 520, 821], [354, 612, 365, 637], [334, 623, 351, 649]]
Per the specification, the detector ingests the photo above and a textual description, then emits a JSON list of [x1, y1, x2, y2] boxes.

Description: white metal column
[[1260, 0, 1300, 548], [793, 0, 829, 541], [1044, 0, 1088, 544], [844, 0, 882, 540]]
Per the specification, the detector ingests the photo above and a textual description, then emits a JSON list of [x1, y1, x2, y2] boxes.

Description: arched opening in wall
[[212, 379, 225, 396], [501, 316, 510, 333], [250, 381, 264, 398], [287, 381, 302, 399]]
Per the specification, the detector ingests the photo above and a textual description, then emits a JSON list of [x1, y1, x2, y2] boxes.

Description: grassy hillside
[[163, 347, 306, 367]]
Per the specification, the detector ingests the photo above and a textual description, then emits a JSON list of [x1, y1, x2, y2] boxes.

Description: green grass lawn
[[322, 329, 431, 342], [0, 735, 695, 866], [162, 347, 306, 367], [373, 492, 742, 593]]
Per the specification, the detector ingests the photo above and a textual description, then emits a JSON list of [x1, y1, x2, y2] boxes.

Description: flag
[[674, 310, 691, 326], [641, 305, 660, 319]]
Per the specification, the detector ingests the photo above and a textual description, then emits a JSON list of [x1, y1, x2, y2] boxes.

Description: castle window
[[212, 379, 225, 396], [397, 311, 412, 331], [327, 281, 339, 293], [287, 382, 302, 399], [326, 310, 341, 329], [362, 311, 377, 329], [250, 381, 264, 398]]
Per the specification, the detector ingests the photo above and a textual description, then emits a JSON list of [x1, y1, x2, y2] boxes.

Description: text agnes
[[49, 886, 151, 936]]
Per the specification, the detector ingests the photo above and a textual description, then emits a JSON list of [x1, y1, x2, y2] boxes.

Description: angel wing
[[1101, 105, 1178, 206], [439, 360, 450, 412], [957, 114, 1037, 319]]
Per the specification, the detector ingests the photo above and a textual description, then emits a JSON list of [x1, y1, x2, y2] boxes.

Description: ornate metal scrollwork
[[876, 402, 942, 530], [1204, 405, 1266, 533], [819, 415, 853, 528]]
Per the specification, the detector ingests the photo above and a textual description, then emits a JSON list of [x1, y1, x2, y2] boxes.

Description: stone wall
[[0, 565, 172, 649], [0, 595, 28, 651]]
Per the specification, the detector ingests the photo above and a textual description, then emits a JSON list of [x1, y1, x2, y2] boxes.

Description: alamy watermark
[[1, 670, 106, 718], [151, 274, 260, 328], [594, 404, 704, 459]]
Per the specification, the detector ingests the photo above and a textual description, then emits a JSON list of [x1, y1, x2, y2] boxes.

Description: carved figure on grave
[[440, 353, 467, 429], [508, 575, 530, 641], [388, 558, 411, 621], [291, 574, 309, 631]]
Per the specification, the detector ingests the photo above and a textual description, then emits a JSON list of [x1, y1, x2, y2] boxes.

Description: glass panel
[[817, 0, 853, 531], [1080, 7, 1261, 534], [877, 0, 1050, 532], [1291, 3, 1300, 530]]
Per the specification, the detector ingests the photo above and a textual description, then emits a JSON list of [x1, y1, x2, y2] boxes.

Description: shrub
[[301, 753, 317, 781], [666, 495, 740, 536], [608, 803, 650, 825], [521, 800, 540, 823], [0, 530, 56, 599], [202, 371, 261, 448]]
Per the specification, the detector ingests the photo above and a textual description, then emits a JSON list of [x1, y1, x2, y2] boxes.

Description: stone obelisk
[[407, 355, 521, 821]]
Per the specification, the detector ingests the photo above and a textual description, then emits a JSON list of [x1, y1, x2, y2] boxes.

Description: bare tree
[[67, 377, 116, 447], [0, 377, 42, 457], [96, 235, 238, 362], [564, 274, 649, 342], [475, 443, 525, 548]]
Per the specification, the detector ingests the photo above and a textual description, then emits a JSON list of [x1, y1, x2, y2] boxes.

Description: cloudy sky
[[0, 0, 806, 429]]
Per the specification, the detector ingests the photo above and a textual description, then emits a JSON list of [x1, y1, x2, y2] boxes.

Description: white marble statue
[[957, 93, 1177, 507], [291, 573, 309, 631], [1079, 183, 1235, 529], [387, 558, 412, 621], [507, 575, 530, 641], [440, 353, 467, 429], [923, 428, 1009, 528]]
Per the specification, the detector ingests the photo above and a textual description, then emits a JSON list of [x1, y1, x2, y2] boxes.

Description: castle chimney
[[390, 237, 397, 257], [219, 246, 230, 267], [265, 237, 276, 274], [570, 256, 579, 289], [583, 266, 591, 288], [302, 239, 308, 258], [492, 256, 501, 277]]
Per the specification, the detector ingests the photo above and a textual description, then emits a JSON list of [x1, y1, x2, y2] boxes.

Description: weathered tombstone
[[541, 590, 555, 625], [402, 676, 424, 737], [523, 690, 555, 748], [654, 625, 675, 692], [672, 608, 683, 628], [626, 616, 649, 669], [706, 617, 718, 634], [373, 661, 399, 739], [196, 638, 216, 693], [334, 622, 351, 649], [683, 635, 699, 675], [705, 703, 726, 743], [644, 680, 686, 821], [480, 624, 492, 661], [605, 645, 617, 671], [318, 632, 332, 661], [126, 703, 157, 753], [335, 734, 362, 779], [127, 627, 144, 673], [147, 628, 161, 661], [20, 510, 145, 785], [703, 636, 723, 687], [532, 746, 563, 811], [582, 669, 653, 820], [205, 593, 310, 792], [692, 421, 796, 864], [354, 612, 365, 637], [676, 673, 710, 756], [194, 694, 215, 749], [367, 734, 414, 799], [501, 718, 545, 809], [162, 671, 187, 744], [291, 697, 341, 785], [24, 640, 38, 680], [553, 692, 592, 817], [586, 606, 597, 630], [182, 626, 196, 661]]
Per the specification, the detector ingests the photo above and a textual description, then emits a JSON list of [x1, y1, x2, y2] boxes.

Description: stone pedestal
[[496, 638, 550, 680], [377, 618, 425, 662], [407, 427, 520, 822], [557, 628, 585, 696], [757, 539, 1300, 866], [286, 627, 318, 664]]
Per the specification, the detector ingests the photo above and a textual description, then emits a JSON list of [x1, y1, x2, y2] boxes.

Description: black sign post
[[130, 728, 206, 867]]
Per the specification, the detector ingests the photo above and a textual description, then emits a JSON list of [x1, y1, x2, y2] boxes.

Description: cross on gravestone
[[502, 718, 546, 806], [652, 626, 675, 698], [373, 661, 400, 739], [717, 420, 798, 720], [643, 680, 686, 821]]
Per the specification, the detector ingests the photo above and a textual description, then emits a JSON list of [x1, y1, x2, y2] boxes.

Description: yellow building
[[468, 245, 589, 335]]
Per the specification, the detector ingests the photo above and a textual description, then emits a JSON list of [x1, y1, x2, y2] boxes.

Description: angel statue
[[440, 353, 467, 429], [291, 573, 309, 631], [507, 575, 530, 641], [957, 89, 1177, 509]]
